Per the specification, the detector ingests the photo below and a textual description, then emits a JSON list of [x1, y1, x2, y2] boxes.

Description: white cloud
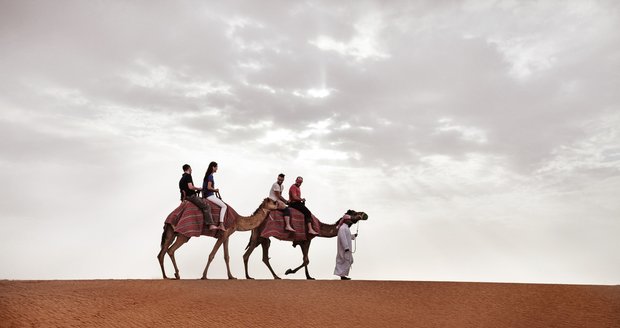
[[124, 64, 171, 88], [293, 87, 334, 99], [309, 13, 389, 61], [237, 60, 264, 71], [414, 153, 517, 194], [123, 60, 232, 98], [41, 87, 90, 106], [481, 1, 615, 80], [536, 113, 620, 178], [302, 118, 334, 136], [257, 128, 294, 145], [183, 82, 232, 98], [298, 147, 350, 161], [435, 118, 488, 144], [488, 36, 557, 79]]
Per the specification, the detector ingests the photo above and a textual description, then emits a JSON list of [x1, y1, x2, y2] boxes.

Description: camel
[[243, 209, 368, 280], [157, 197, 283, 280]]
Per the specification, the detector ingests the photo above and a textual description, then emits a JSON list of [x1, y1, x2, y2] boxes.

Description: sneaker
[[340, 276, 351, 280]]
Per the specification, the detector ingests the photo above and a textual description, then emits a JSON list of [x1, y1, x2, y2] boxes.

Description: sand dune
[[1, 280, 618, 327]]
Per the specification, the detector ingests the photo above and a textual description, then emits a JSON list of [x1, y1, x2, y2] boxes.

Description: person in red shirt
[[288, 176, 319, 235]]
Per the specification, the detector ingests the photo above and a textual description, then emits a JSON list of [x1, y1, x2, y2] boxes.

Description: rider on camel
[[288, 176, 319, 235]]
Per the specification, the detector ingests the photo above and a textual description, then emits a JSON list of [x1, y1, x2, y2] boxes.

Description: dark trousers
[[278, 206, 291, 217], [289, 201, 312, 224], [186, 194, 214, 225]]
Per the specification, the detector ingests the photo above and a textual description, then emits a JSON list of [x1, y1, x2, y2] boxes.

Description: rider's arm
[[207, 180, 219, 192], [275, 190, 288, 204], [188, 182, 201, 191]]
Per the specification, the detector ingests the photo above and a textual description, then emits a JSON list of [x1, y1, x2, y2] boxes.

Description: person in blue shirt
[[202, 161, 227, 231]]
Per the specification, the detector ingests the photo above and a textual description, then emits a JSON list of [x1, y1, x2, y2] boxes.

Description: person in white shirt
[[269, 173, 294, 232], [334, 214, 358, 280]]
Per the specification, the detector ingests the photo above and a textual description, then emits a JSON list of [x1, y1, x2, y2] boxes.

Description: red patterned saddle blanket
[[164, 199, 238, 238], [259, 208, 321, 241]]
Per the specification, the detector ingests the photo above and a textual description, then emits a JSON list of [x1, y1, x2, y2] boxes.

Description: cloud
[[309, 12, 390, 62], [3, 0, 618, 188]]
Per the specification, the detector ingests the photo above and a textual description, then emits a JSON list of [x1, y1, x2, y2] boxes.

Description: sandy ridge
[[1, 280, 619, 327]]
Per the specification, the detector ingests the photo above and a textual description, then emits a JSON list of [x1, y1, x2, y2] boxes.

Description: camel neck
[[236, 208, 270, 231], [318, 220, 340, 237]]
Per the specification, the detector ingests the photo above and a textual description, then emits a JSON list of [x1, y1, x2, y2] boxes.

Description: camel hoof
[[274, 276, 281, 280], [285, 269, 294, 275], [174, 273, 180, 280], [246, 276, 255, 280], [200, 276, 208, 280], [307, 277, 315, 280], [228, 276, 237, 280]]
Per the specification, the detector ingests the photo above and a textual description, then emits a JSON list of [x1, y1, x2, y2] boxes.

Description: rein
[[352, 221, 360, 253]]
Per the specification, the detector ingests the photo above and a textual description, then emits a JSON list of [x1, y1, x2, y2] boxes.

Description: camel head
[[346, 209, 368, 223], [260, 198, 286, 211]]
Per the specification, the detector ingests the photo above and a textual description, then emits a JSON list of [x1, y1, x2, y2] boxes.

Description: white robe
[[334, 224, 356, 277]]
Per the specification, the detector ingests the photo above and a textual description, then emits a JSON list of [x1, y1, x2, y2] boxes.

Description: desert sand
[[1, 279, 618, 327]]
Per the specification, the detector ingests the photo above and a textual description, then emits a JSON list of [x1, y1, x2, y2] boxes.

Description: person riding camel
[[288, 176, 319, 235], [269, 173, 294, 232], [179, 164, 216, 230], [202, 161, 227, 231]]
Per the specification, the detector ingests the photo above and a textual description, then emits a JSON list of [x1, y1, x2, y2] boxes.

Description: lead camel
[[243, 209, 368, 280]]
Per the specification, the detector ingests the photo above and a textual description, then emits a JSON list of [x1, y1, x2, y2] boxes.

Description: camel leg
[[201, 235, 225, 279], [284, 247, 305, 276], [223, 237, 237, 280], [260, 238, 281, 280], [167, 234, 190, 280], [301, 241, 314, 280], [242, 232, 261, 279], [284, 241, 314, 280], [157, 225, 176, 279], [285, 264, 304, 276]]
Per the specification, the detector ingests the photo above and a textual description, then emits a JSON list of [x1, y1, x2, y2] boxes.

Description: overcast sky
[[1, 0, 618, 284]]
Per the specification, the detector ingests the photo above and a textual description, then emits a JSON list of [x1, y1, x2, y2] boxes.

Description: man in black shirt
[[179, 164, 217, 229]]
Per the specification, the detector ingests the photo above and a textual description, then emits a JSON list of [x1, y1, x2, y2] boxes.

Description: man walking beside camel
[[334, 214, 358, 280]]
